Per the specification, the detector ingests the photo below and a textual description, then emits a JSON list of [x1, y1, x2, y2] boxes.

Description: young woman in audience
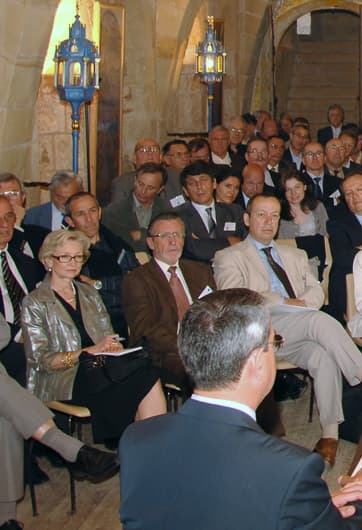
[[277, 171, 328, 280], [21, 230, 166, 445], [214, 165, 241, 205]]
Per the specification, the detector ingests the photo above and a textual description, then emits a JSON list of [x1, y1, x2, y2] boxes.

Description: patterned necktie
[[0, 251, 26, 327], [168, 266, 190, 321], [205, 207, 216, 238], [313, 177, 323, 200], [61, 213, 68, 229], [261, 247, 296, 298]]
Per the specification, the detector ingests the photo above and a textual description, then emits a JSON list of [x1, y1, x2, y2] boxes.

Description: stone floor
[[16, 384, 358, 529]]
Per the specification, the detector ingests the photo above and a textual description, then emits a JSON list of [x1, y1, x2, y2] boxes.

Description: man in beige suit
[[213, 193, 362, 467]]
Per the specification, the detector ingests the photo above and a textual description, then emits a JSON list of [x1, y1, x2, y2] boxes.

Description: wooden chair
[[345, 273, 362, 347], [27, 401, 91, 516], [135, 251, 150, 265]]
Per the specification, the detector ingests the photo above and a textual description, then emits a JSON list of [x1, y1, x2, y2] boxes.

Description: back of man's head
[[178, 288, 268, 390]]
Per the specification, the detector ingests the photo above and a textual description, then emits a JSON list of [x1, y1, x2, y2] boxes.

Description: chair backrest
[[135, 251, 150, 265], [345, 273, 362, 347]]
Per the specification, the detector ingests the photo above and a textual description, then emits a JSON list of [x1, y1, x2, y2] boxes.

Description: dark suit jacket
[[23, 202, 52, 230], [283, 147, 305, 172], [122, 258, 215, 385], [120, 399, 360, 530], [327, 202, 362, 322], [303, 170, 341, 212], [176, 201, 247, 262], [236, 183, 275, 209], [102, 193, 167, 252], [318, 126, 334, 146]]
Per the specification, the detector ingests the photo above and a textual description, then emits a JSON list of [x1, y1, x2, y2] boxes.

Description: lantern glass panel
[[217, 55, 223, 73], [86, 62, 95, 86], [70, 61, 82, 86], [206, 55, 215, 73]]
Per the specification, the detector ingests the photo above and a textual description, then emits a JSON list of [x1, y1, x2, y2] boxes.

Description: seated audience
[[22, 230, 166, 446], [0, 197, 41, 387], [213, 194, 362, 467], [266, 135, 288, 188], [237, 162, 274, 209], [23, 171, 82, 230], [325, 138, 347, 179], [214, 165, 241, 205], [347, 250, 362, 338], [328, 173, 362, 323], [302, 141, 341, 213], [120, 288, 362, 529], [0, 312, 118, 530], [318, 103, 345, 146], [283, 124, 310, 171], [176, 161, 246, 262], [245, 137, 275, 188], [227, 117, 247, 161], [188, 137, 211, 163], [340, 130, 362, 174], [278, 111, 293, 141], [102, 163, 167, 253], [242, 112, 257, 142], [122, 212, 216, 391], [0, 172, 49, 272], [110, 138, 161, 203], [278, 171, 328, 280], [64, 191, 139, 338], [208, 125, 244, 175]]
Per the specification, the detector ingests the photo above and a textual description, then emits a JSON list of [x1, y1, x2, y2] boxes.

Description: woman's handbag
[[78, 348, 151, 394]]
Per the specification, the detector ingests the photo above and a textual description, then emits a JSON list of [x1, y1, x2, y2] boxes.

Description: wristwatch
[[93, 280, 103, 290]]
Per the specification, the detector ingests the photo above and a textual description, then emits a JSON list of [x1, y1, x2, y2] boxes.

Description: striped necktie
[[0, 251, 26, 327]]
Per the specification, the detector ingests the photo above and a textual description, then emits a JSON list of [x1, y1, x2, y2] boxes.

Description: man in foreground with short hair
[[120, 288, 362, 529], [213, 194, 362, 467]]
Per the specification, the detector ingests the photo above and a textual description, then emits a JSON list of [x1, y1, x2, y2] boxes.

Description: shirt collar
[[191, 394, 256, 421]]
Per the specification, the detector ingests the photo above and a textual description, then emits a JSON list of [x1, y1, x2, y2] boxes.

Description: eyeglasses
[[0, 191, 22, 198], [265, 334, 285, 353], [327, 145, 346, 153], [304, 151, 324, 159], [149, 232, 185, 240], [269, 143, 285, 151], [247, 148, 268, 157], [52, 254, 85, 263], [136, 146, 160, 153], [230, 127, 245, 134]]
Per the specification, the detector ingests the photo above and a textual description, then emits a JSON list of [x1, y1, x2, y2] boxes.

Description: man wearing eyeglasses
[[214, 193, 362, 467], [103, 162, 167, 253], [208, 125, 244, 176], [0, 173, 49, 261], [301, 141, 341, 212], [110, 138, 162, 203], [121, 288, 362, 529], [325, 138, 347, 179], [122, 212, 215, 391], [0, 197, 40, 387], [227, 117, 247, 162]]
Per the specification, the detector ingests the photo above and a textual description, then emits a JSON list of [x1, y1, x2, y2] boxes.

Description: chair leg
[[66, 416, 77, 515], [308, 377, 314, 423], [25, 439, 38, 516]]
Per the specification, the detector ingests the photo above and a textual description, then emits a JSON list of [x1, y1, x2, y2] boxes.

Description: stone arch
[[251, 1, 360, 116]]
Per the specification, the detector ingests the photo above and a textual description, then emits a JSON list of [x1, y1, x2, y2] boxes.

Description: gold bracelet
[[61, 351, 74, 369]]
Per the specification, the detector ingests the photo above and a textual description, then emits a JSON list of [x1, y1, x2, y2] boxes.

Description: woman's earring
[[48, 267, 52, 272]]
